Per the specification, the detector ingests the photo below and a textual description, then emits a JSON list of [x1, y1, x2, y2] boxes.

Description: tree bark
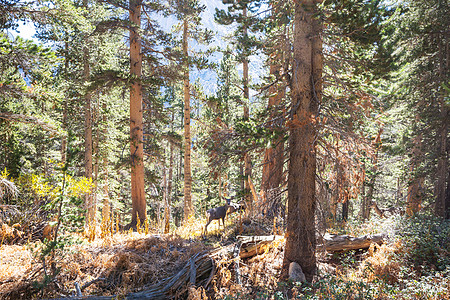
[[102, 102, 110, 222], [322, 233, 385, 252], [446, 169, 450, 219], [435, 30, 449, 218], [61, 39, 68, 165], [283, 0, 321, 283], [129, 0, 146, 226], [164, 138, 174, 233], [183, 19, 193, 221], [435, 104, 448, 218], [342, 199, 349, 222], [83, 6, 95, 225], [242, 6, 252, 214], [407, 131, 423, 216]]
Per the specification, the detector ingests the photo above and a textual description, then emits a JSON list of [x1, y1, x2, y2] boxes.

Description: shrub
[[398, 215, 450, 275]]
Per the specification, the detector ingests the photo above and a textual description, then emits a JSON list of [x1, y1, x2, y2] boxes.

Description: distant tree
[[389, 0, 449, 218], [170, 0, 211, 221], [215, 0, 262, 211]]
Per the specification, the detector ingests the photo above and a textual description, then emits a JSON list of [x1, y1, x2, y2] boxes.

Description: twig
[[74, 283, 82, 297], [81, 278, 107, 291]]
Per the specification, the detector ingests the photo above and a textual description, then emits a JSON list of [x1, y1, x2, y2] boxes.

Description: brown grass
[[0, 228, 213, 299]]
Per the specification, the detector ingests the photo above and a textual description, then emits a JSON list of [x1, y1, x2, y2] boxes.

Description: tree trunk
[[183, 19, 193, 221], [362, 131, 381, 221], [242, 6, 252, 213], [322, 233, 385, 252], [129, 0, 146, 226], [102, 101, 110, 222], [61, 39, 68, 165], [407, 131, 423, 216], [93, 102, 99, 226], [435, 105, 448, 218], [446, 169, 450, 219], [331, 155, 341, 223], [83, 11, 94, 225], [218, 172, 222, 200], [282, 0, 321, 283], [164, 139, 174, 233], [434, 31, 449, 218], [342, 199, 349, 222]]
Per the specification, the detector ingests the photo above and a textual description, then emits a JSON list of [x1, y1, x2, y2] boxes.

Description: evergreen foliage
[[0, 0, 448, 297]]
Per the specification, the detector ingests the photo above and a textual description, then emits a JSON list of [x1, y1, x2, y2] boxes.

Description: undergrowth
[[226, 214, 450, 300], [1, 211, 449, 299]]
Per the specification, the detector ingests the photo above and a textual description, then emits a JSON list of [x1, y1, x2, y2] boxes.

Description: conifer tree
[[260, 0, 291, 202], [215, 0, 262, 211], [389, 0, 449, 218], [170, 0, 211, 221], [128, 0, 146, 226], [282, 0, 322, 282]]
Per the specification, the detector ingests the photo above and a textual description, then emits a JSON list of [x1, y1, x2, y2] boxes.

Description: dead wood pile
[[54, 235, 284, 300]]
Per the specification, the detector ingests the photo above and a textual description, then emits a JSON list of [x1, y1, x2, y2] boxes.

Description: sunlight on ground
[[0, 244, 32, 281]]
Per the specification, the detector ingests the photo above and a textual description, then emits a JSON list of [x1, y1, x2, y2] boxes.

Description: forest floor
[[0, 214, 449, 299]]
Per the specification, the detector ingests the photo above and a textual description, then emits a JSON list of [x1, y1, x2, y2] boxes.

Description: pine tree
[[215, 0, 262, 211], [170, 0, 211, 221], [389, 0, 449, 218], [282, 0, 322, 282]]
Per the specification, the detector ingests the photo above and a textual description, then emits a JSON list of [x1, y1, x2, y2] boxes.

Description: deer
[[203, 197, 243, 236]]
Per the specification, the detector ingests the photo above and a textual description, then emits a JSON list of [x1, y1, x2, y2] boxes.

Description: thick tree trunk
[[283, 0, 321, 283], [435, 33, 449, 218], [129, 0, 146, 226], [183, 19, 193, 221], [93, 106, 99, 226]]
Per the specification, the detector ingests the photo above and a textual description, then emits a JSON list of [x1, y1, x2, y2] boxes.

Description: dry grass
[[1, 214, 448, 300], [0, 227, 213, 299], [356, 242, 403, 283], [0, 213, 284, 299], [0, 244, 32, 282]]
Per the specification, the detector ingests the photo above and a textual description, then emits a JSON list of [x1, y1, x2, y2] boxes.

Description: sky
[[11, 22, 37, 41]]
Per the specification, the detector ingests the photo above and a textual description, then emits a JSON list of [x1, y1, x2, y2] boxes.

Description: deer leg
[[204, 219, 211, 235]]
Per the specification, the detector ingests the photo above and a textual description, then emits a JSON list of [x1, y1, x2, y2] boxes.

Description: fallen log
[[237, 235, 283, 258], [321, 233, 385, 252]]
